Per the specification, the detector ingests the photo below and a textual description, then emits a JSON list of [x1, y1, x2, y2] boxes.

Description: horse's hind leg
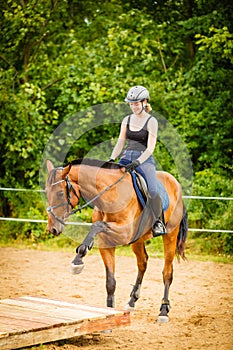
[[99, 247, 116, 308], [158, 227, 179, 323], [126, 239, 148, 311]]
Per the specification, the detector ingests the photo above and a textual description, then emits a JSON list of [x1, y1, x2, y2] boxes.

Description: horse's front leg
[[126, 239, 148, 311], [99, 247, 116, 308], [158, 228, 178, 323], [71, 221, 109, 274]]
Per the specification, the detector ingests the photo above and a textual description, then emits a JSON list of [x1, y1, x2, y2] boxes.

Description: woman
[[109, 85, 167, 236]]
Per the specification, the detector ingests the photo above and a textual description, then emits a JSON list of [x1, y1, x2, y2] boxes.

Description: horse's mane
[[69, 158, 123, 170], [47, 159, 122, 185]]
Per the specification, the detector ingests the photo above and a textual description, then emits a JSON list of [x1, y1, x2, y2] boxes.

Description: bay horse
[[46, 158, 188, 323]]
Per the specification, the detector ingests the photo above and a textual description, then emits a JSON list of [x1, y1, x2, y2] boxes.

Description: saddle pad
[[131, 172, 169, 211]]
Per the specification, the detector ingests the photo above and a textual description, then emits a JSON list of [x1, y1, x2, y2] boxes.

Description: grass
[[1, 233, 232, 264]]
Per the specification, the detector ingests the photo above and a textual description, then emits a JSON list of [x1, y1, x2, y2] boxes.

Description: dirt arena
[[1, 247, 232, 350]]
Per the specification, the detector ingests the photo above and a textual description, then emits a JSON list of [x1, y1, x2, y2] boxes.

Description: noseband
[[47, 171, 127, 226]]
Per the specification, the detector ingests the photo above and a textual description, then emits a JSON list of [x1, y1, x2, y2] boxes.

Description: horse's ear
[[62, 163, 72, 179], [46, 160, 54, 173]]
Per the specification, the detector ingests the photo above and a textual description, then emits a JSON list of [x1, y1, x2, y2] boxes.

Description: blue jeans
[[119, 150, 159, 198]]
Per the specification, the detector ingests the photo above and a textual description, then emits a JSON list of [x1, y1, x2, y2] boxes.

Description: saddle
[[131, 171, 169, 211]]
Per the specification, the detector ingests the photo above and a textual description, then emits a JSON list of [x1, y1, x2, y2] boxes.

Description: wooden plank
[[0, 312, 66, 332], [0, 297, 118, 319], [0, 297, 130, 350], [0, 302, 90, 324], [0, 300, 118, 332], [2, 296, 120, 316]]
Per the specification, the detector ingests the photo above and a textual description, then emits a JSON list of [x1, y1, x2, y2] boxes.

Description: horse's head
[[46, 160, 81, 236]]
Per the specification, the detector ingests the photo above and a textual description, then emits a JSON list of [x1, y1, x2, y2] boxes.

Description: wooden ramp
[[0, 296, 130, 350]]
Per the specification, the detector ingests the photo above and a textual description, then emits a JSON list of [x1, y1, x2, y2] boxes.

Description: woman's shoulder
[[147, 115, 158, 131], [147, 114, 158, 125], [122, 114, 131, 125]]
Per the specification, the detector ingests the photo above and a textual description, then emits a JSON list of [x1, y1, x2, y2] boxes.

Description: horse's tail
[[176, 203, 188, 261]]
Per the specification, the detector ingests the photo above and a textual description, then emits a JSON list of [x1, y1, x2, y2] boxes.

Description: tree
[[0, 0, 232, 253]]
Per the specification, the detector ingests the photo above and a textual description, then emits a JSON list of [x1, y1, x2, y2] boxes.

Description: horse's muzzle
[[47, 218, 64, 236], [51, 227, 60, 236]]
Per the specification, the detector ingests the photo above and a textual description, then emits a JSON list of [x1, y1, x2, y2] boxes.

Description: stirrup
[[152, 220, 167, 237]]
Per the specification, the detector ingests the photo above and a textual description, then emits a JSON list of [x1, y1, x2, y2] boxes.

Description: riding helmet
[[125, 86, 150, 102]]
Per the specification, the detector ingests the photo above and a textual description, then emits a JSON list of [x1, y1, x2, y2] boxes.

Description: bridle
[[47, 176, 80, 226], [47, 171, 127, 226]]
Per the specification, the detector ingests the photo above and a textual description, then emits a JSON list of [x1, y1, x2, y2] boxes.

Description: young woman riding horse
[[109, 85, 166, 236], [46, 86, 188, 323]]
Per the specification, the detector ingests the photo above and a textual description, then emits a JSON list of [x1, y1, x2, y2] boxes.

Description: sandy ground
[[0, 247, 233, 350]]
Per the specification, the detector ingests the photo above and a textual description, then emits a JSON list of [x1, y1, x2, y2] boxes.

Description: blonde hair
[[145, 103, 152, 113]]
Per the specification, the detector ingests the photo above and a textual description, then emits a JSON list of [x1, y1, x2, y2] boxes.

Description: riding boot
[[148, 195, 167, 237]]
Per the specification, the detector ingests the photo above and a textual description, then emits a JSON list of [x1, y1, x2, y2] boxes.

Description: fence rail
[[0, 217, 90, 226], [0, 217, 232, 234], [1, 187, 233, 200], [0, 187, 232, 233], [0, 187, 44, 193]]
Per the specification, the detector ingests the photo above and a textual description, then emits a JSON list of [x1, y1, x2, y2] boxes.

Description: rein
[[71, 171, 127, 214], [47, 170, 127, 225]]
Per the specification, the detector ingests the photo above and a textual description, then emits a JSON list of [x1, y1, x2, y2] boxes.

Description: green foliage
[[196, 26, 233, 64], [0, 190, 49, 243], [0, 0, 232, 255], [188, 169, 233, 254]]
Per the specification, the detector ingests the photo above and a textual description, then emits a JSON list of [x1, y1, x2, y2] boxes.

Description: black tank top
[[126, 115, 152, 151]]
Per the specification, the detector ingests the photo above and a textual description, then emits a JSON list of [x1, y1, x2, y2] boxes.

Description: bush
[[188, 169, 233, 254]]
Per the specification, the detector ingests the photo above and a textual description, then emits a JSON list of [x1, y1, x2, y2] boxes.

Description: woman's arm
[[137, 117, 158, 164]]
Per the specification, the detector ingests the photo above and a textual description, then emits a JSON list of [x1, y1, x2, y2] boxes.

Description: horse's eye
[[57, 191, 64, 199]]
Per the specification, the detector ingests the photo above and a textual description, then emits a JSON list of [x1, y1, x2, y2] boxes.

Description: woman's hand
[[124, 160, 140, 172]]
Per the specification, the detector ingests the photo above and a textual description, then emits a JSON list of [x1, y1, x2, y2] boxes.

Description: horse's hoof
[[70, 263, 84, 274], [157, 315, 169, 323], [124, 303, 135, 312]]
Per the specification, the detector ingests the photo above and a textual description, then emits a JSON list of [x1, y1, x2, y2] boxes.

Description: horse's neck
[[70, 164, 119, 199], [70, 164, 137, 215]]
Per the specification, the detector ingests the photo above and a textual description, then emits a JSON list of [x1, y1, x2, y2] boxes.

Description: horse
[[45, 158, 188, 323]]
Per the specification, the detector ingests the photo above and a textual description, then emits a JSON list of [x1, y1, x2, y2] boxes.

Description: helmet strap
[[140, 101, 147, 114]]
